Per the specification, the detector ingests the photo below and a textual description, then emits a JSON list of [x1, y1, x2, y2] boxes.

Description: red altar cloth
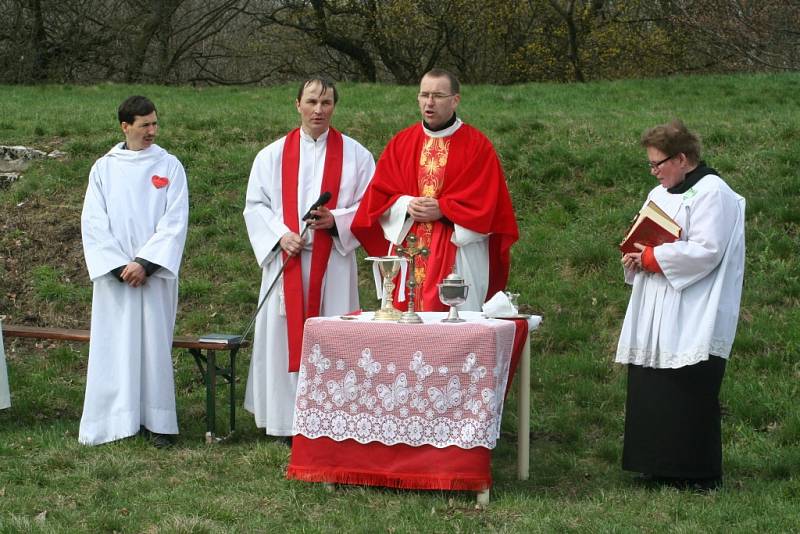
[[287, 314, 529, 491]]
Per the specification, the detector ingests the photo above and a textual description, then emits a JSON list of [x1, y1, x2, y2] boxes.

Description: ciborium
[[365, 256, 404, 321], [438, 272, 469, 323]]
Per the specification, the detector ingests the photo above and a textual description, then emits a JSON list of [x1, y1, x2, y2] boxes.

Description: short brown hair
[[118, 95, 156, 124], [640, 119, 702, 164], [422, 68, 460, 95], [296, 77, 338, 104]]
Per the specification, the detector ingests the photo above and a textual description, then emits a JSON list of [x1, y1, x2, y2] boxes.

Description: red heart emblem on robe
[[151, 175, 169, 189]]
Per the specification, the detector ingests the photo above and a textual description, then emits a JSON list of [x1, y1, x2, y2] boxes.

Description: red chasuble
[[281, 128, 342, 371], [352, 123, 518, 310]]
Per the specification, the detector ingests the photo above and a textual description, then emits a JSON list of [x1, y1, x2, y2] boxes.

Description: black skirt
[[622, 356, 726, 479]]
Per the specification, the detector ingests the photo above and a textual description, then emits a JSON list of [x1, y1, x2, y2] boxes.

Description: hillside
[[1, 75, 799, 531]]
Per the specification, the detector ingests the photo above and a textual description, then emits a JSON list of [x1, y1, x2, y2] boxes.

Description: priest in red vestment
[[352, 68, 518, 311]]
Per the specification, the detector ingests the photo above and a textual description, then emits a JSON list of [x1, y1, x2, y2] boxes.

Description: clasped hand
[[121, 261, 146, 287], [407, 196, 442, 222]]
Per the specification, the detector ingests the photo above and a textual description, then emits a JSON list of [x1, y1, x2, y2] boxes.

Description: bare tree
[[367, 1, 451, 84], [664, 0, 800, 72], [2, 0, 796, 85], [251, 0, 454, 84], [252, 0, 379, 81]]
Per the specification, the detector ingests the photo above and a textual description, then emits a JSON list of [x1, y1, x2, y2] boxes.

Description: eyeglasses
[[417, 92, 455, 101], [648, 154, 674, 170]]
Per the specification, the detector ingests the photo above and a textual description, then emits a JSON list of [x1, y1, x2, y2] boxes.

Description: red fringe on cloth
[[287, 436, 492, 490]]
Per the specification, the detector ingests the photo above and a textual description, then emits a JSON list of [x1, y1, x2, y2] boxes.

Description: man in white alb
[[79, 95, 189, 447], [243, 77, 375, 439]]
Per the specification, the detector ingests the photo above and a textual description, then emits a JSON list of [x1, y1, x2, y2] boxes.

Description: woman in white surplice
[[79, 96, 188, 446], [616, 119, 745, 491], [243, 78, 375, 437]]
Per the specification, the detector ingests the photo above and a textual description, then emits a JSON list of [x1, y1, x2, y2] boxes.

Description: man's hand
[[280, 231, 306, 256], [407, 196, 442, 223], [120, 261, 146, 287], [307, 205, 335, 230], [621, 243, 646, 272]]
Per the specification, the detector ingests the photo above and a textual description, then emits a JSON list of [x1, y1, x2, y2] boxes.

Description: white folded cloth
[[370, 257, 408, 303], [482, 291, 518, 318]]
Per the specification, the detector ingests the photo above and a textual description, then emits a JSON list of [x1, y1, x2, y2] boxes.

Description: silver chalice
[[438, 272, 469, 323]]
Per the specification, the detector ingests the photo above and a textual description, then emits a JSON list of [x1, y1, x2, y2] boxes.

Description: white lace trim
[[616, 338, 732, 368], [294, 410, 498, 449]]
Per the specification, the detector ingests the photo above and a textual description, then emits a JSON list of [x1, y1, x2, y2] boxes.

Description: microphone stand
[[239, 221, 313, 344]]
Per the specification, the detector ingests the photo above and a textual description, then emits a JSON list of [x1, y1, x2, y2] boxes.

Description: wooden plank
[[2, 324, 248, 350], [1, 324, 90, 342]]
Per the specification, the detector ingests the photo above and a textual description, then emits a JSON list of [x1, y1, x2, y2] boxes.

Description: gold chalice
[[366, 256, 403, 321]]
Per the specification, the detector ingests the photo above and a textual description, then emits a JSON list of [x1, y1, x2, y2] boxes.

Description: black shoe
[[150, 432, 174, 449], [631, 473, 659, 487], [139, 426, 174, 449], [680, 477, 722, 492], [644, 475, 722, 492]]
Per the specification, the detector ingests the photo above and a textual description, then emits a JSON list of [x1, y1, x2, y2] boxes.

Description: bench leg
[[205, 349, 217, 443], [189, 346, 237, 443], [229, 348, 237, 435], [476, 488, 490, 505]]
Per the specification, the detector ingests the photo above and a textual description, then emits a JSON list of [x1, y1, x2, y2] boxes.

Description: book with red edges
[[619, 200, 681, 254]]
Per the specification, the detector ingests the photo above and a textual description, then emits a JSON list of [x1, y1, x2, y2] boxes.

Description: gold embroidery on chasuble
[[411, 136, 450, 310]]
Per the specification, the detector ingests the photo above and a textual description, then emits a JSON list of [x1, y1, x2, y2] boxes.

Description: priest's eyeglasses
[[418, 92, 455, 101], [648, 154, 674, 170]]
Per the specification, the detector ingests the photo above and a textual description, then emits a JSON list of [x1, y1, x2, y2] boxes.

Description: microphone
[[302, 191, 332, 221]]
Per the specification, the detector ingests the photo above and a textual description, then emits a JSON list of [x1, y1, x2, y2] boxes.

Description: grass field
[[1, 73, 799, 532]]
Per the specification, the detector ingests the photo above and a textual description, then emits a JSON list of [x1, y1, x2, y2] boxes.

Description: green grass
[[1, 73, 800, 531]]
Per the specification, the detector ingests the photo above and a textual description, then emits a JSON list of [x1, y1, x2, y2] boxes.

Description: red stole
[[281, 128, 342, 371]]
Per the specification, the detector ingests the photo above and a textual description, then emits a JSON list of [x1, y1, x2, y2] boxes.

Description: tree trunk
[[548, 0, 586, 82], [28, 0, 48, 81], [125, 0, 182, 83]]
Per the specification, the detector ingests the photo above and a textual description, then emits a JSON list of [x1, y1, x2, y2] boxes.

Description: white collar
[[422, 117, 463, 138], [300, 127, 329, 143]]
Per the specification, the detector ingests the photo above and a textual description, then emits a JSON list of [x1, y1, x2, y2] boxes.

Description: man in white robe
[[79, 95, 189, 446], [243, 78, 375, 437]]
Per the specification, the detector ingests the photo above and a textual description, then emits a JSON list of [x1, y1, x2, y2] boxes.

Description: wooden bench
[[1, 323, 248, 443]]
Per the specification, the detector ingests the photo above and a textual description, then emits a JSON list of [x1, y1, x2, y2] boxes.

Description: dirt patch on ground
[[0, 195, 90, 328]]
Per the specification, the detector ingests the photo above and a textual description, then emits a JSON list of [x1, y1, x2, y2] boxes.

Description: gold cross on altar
[[395, 233, 429, 323]]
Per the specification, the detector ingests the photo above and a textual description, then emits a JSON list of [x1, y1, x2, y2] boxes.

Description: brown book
[[619, 201, 681, 254]]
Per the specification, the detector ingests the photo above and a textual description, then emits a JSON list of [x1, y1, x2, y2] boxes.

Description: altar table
[[287, 311, 541, 496]]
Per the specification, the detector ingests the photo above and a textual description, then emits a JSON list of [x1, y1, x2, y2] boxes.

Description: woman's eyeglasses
[[648, 154, 674, 170]]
